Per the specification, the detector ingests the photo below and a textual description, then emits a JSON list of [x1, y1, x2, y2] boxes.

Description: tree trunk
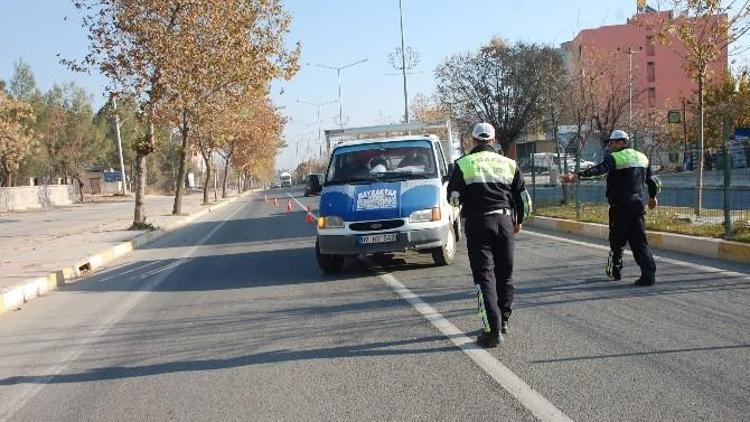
[[133, 151, 148, 225], [133, 121, 155, 226], [74, 175, 85, 202], [695, 70, 705, 216], [222, 158, 231, 199], [202, 154, 212, 205], [172, 112, 190, 215]]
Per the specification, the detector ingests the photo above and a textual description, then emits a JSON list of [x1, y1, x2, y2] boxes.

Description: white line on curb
[[0, 200, 247, 421], [377, 270, 574, 422], [524, 230, 749, 280]]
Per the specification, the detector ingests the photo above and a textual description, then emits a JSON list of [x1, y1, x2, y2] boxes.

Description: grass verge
[[535, 203, 750, 243]]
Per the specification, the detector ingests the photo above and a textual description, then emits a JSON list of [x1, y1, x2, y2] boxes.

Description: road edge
[[0, 191, 257, 317], [527, 216, 750, 263]]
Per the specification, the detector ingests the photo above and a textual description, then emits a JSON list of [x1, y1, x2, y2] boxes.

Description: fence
[[522, 144, 750, 243]]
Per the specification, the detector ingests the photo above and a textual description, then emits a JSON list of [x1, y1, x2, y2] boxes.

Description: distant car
[[304, 173, 323, 196], [270, 184, 280, 189]]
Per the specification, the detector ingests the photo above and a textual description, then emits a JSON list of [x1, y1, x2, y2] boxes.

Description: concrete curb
[[527, 216, 750, 264], [1, 191, 257, 317]]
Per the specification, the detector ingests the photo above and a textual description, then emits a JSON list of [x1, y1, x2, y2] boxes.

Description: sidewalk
[[0, 192, 232, 294]]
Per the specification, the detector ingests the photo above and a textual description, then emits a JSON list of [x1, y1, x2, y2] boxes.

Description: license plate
[[358, 233, 397, 244]]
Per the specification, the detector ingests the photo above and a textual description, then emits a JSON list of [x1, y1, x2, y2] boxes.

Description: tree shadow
[[0, 335, 457, 386]]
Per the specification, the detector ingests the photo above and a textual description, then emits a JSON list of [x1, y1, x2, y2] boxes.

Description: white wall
[[0, 185, 77, 212]]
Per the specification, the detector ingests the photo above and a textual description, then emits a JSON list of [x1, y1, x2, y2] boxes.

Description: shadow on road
[[0, 335, 456, 386]]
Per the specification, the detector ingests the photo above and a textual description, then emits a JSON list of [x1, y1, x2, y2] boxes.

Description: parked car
[[304, 173, 323, 196]]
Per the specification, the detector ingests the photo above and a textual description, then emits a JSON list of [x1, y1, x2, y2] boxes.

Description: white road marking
[[524, 230, 749, 280], [288, 194, 318, 220], [377, 271, 574, 422], [0, 201, 247, 421], [97, 261, 162, 281]]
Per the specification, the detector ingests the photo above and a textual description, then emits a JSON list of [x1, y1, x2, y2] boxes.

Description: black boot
[[501, 312, 511, 334], [476, 332, 501, 348], [634, 273, 655, 286], [606, 252, 622, 281]]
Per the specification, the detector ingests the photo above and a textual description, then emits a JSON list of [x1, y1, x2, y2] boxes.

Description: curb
[[1, 191, 257, 317], [527, 216, 750, 264]]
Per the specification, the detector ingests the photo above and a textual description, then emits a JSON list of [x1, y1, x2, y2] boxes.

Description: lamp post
[[297, 99, 337, 158], [618, 46, 643, 136], [111, 94, 129, 194], [398, 0, 409, 123], [307, 58, 368, 130]]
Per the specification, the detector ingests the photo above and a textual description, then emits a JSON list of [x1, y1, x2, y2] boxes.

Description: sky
[[0, 0, 719, 170]]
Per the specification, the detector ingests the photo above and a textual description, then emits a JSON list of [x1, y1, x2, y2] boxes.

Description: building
[[560, 6, 728, 121]]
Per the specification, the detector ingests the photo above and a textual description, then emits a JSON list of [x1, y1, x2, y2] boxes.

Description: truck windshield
[[326, 140, 436, 184]]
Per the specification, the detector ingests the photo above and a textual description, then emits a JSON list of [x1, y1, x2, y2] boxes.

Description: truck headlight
[[409, 207, 441, 223], [318, 216, 344, 229]]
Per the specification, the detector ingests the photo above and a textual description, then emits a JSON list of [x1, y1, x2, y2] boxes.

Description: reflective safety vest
[[456, 151, 517, 187], [450, 147, 530, 221], [611, 148, 649, 170]]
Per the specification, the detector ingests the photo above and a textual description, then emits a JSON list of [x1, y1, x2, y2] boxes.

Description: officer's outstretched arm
[[577, 155, 614, 179]]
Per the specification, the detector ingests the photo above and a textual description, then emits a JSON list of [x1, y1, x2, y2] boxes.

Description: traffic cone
[[305, 205, 314, 223], [273, 197, 278, 207], [287, 199, 292, 212]]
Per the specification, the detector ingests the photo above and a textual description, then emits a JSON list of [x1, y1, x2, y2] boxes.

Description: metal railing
[[522, 143, 750, 242]]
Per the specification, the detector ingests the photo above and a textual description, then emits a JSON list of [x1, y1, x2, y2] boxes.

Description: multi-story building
[[560, 7, 728, 123]]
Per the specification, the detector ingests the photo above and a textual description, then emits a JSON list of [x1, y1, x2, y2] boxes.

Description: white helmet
[[609, 129, 629, 141], [472, 122, 495, 141]]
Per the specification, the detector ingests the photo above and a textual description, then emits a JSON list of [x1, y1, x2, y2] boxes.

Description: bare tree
[[435, 38, 559, 156]]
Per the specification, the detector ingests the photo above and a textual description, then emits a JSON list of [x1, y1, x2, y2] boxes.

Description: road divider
[[527, 216, 749, 264], [0, 191, 255, 318]]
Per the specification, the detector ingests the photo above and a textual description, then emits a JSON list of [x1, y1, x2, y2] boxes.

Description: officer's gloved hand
[[450, 191, 461, 207]]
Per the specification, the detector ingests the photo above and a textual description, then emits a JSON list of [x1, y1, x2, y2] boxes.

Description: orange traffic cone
[[273, 197, 278, 207], [287, 199, 292, 212], [305, 205, 314, 223]]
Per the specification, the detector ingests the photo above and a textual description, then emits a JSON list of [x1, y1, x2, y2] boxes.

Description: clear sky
[[0, 1, 693, 170]]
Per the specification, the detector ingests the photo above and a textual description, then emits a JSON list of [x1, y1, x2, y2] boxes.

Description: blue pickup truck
[[315, 129, 461, 273]]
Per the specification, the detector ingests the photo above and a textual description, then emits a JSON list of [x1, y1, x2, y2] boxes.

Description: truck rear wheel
[[316, 238, 344, 273], [432, 224, 456, 266]]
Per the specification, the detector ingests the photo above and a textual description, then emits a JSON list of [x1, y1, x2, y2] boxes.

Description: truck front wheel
[[316, 238, 344, 273], [431, 224, 456, 266]]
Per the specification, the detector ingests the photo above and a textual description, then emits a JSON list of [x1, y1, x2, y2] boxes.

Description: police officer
[[448, 123, 532, 348], [563, 129, 661, 286]]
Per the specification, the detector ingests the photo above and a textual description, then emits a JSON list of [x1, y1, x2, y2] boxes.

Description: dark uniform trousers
[[465, 213, 515, 335], [608, 201, 656, 276]]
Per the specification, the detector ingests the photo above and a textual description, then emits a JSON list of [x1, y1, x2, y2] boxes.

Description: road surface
[[1, 187, 747, 421]]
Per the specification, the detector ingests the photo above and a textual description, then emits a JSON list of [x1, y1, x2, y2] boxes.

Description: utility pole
[[112, 94, 128, 195], [399, 0, 409, 123]]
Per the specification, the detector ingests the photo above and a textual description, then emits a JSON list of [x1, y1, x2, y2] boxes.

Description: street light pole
[[309, 58, 368, 130], [111, 94, 128, 195], [620, 46, 642, 136], [399, 0, 409, 123], [298, 99, 337, 159]]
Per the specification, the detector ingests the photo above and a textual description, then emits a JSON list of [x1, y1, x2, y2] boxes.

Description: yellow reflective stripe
[[476, 286, 491, 333]]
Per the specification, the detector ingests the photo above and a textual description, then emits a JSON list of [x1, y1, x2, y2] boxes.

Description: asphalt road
[[0, 187, 747, 421]]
